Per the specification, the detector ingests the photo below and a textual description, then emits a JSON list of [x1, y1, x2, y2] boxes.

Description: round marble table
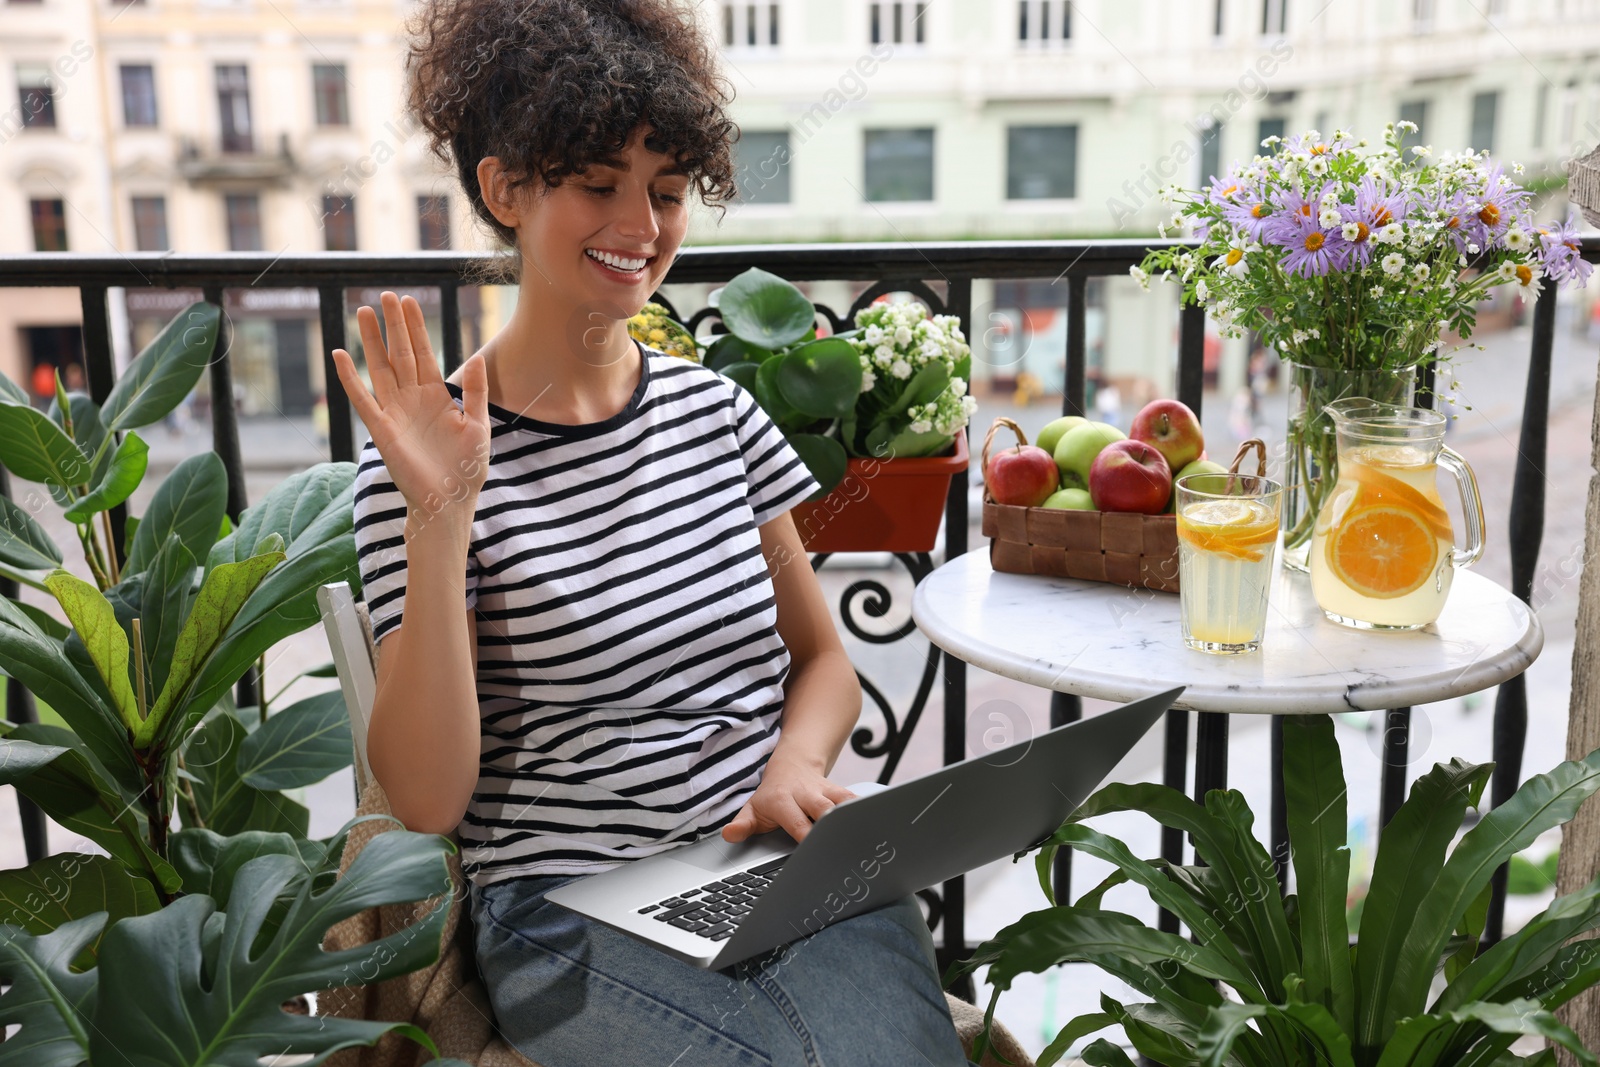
[[910, 548, 1544, 715]]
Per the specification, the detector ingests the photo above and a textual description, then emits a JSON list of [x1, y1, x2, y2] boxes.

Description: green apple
[[1035, 415, 1087, 458], [1053, 421, 1127, 487], [1042, 487, 1095, 510], [1171, 458, 1228, 514]]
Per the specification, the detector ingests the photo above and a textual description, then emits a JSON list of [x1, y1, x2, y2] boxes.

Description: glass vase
[[1280, 361, 1418, 572]]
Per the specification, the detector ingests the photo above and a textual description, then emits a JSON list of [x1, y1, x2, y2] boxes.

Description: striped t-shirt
[[351, 340, 822, 889]]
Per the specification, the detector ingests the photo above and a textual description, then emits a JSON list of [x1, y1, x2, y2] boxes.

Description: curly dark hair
[[404, 0, 740, 284]]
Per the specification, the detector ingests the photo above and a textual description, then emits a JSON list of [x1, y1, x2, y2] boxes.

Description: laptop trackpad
[[671, 826, 793, 872]]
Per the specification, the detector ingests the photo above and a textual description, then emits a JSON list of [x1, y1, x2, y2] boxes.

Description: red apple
[[986, 444, 1059, 507], [1089, 439, 1172, 514], [1129, 399, 1204, 472]]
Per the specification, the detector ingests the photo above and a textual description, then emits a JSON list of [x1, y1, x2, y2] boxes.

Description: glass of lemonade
[[1175, 472, 1283, 654]]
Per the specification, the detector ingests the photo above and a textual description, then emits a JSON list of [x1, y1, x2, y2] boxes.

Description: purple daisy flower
[[1338, 176, 1406, 265], [1222, 195, 1275, 241], [1537, 219, 1593, 287], [1266, 193, 1349, 277], [1434, 189, 1478, 253], [1472, 163, 1524, 246]]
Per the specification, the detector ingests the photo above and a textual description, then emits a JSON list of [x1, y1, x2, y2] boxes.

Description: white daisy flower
[[1129, 265, 1150, 289], [1342, 222, 1362, 242], [1504, 227, 1530, 252], [864, 324, 885, 345], [894, 325, 913, 346], [1382, 252, 1406, 276], [891, 358, 912, 379], [1412, 263, 1431, 283], [1495, 260, 1518, 282], [1319, 205, 1342, 228]]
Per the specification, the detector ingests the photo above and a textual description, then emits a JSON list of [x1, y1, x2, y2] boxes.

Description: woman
[[331, 2, 980, 1064]]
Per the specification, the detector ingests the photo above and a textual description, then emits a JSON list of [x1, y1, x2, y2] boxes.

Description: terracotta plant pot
[[792, 433, 968, 553]]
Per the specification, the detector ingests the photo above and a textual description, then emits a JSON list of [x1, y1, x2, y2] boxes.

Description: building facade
[[4, 0, 1599, 407]]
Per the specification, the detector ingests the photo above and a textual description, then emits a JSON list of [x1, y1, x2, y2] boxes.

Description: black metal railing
[[0, 239, 1587, 997]]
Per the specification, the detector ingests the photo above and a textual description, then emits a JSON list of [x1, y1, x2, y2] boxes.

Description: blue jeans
[[468, 873, 981, 1067]]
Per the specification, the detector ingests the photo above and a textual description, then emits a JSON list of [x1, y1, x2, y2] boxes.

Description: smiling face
[[481, 124, 692, 323]]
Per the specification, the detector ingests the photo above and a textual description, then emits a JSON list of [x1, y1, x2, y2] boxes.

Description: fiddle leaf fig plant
[[703, 267, 975, 497], [947, 715, 1600, 1067]]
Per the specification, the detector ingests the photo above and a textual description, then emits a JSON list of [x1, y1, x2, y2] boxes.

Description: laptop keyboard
[[637, 854, 789, 941]]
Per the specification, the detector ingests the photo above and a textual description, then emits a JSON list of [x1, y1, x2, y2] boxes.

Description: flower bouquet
[[627, 302, 701, 362], [1134, 122, 1591, 563]]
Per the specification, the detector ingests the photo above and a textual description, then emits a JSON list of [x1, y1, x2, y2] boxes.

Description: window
[[1006, 125, 1076, 199], [863, 127, 934, 202], [418, 195, 451, 250], [1199, 120, 1224, 185], [312, 63, 349, 126], [322, 195, 356, 251], [1213, 0, 1224, 36], [1257, 116, 1286, 151], [1260, 0, 1285, 34], [721, 3, 779, 48], [31, 198, 67, 251], [17, 64, 56, 129], [1470, 91, 1498, 154], [131, 195, 168, 250], [225, 192, 262, 251], [216, 64, 252, 153], [733, 130, 792, 204], [1398, 100, 1428, 154], [1560, 81, 1578, 146], [1412, 0, 1435, 30], [120, 65, 157, 127], [1017, 1, 1070, 43], [870, 2, 926, 45]]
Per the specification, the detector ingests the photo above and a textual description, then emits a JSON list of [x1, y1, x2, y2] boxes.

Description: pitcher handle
[[1438, 445, 1485, 570]]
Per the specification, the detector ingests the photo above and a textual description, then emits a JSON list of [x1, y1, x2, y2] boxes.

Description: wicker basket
[[980, 417, 1181, 593]]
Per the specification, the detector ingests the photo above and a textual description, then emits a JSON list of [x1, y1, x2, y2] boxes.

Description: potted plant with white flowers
[[702, 267, 976, 553], [1133, 122, 1592, 569]]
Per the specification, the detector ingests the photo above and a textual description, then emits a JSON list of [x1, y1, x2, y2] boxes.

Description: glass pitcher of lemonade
[[1308, 398, 1485, 629]]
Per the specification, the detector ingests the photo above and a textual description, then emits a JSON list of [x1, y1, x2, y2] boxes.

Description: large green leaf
[[1355, 756, 1493, 1053], [0, 490, 62, 570], [1050, 782, 1299, 1017], [754, 353, 799, 425], [0, 370, 27, 407], [1039, 1011, 1118, 1067], [1081, 1039, 1139, 1067], [775, 338, 861, 419], [100, 300, 219, 431], [236, 690, 352, 790], [1280, 974, 1357, 1067], [786, 432, 848, 500], [43, 568, 138, 732], [185, 702, 309, 838], [47, 391, 110, 495], [0, 733, 179, 895], [206, 463, 357, 570], [0, 852, 161, 969], [1435, 872, 1600, 1014], [0, 912, 102, 1067], [1283, 715, 1355, 1033], [0, 597, 139, 793], [106, 534, 198, 708], [1039, 823, 1260, 999], [138, 543, 285, 748], [168, 825, 336, 901], [718, 267, 816, 349], [125, 451, 229, 575], [886, 360, 951, 416], [1107, 995, 1207, 1066], [178, 535, 359, 741], [61, 431, 148, 524], [1385, 749, 1600, 1044], [704, 333, 773, 371], [0, 402, 90, 486], [1196, 1002, 1271, 1067], [89, 827, 459, 1067], [878, 424, 957, 460]]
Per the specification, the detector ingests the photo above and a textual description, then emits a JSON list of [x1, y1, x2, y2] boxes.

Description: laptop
[[544, 686, 1182, 972]]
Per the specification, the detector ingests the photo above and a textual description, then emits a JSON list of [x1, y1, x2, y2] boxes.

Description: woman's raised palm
[[331, 291, 491, 515]]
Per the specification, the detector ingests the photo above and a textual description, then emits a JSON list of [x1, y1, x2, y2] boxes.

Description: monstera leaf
[[88, 825, 459, 1067], [0, 913, 103, 1067]]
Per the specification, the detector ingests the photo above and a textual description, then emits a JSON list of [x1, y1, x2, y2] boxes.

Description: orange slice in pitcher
[[1325, 503, 1440, 599], [1341, 462, 1452, 542], [1177, 500, 1279, 562]]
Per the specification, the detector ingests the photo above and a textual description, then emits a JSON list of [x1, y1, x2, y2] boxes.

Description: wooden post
[[1557, 370, 1600, 1064]]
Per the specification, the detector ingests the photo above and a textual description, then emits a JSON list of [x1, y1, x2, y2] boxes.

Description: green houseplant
[[699, 267, 976, 552], [0, 301, 467, 1065], [947, 715, 1600, 1067]]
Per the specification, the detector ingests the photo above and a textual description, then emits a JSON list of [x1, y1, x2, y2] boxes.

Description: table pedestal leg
[[1050, 691, 1082, 906], [1159, 709, 1190, 935], [1381, 707, 1411, 829]]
